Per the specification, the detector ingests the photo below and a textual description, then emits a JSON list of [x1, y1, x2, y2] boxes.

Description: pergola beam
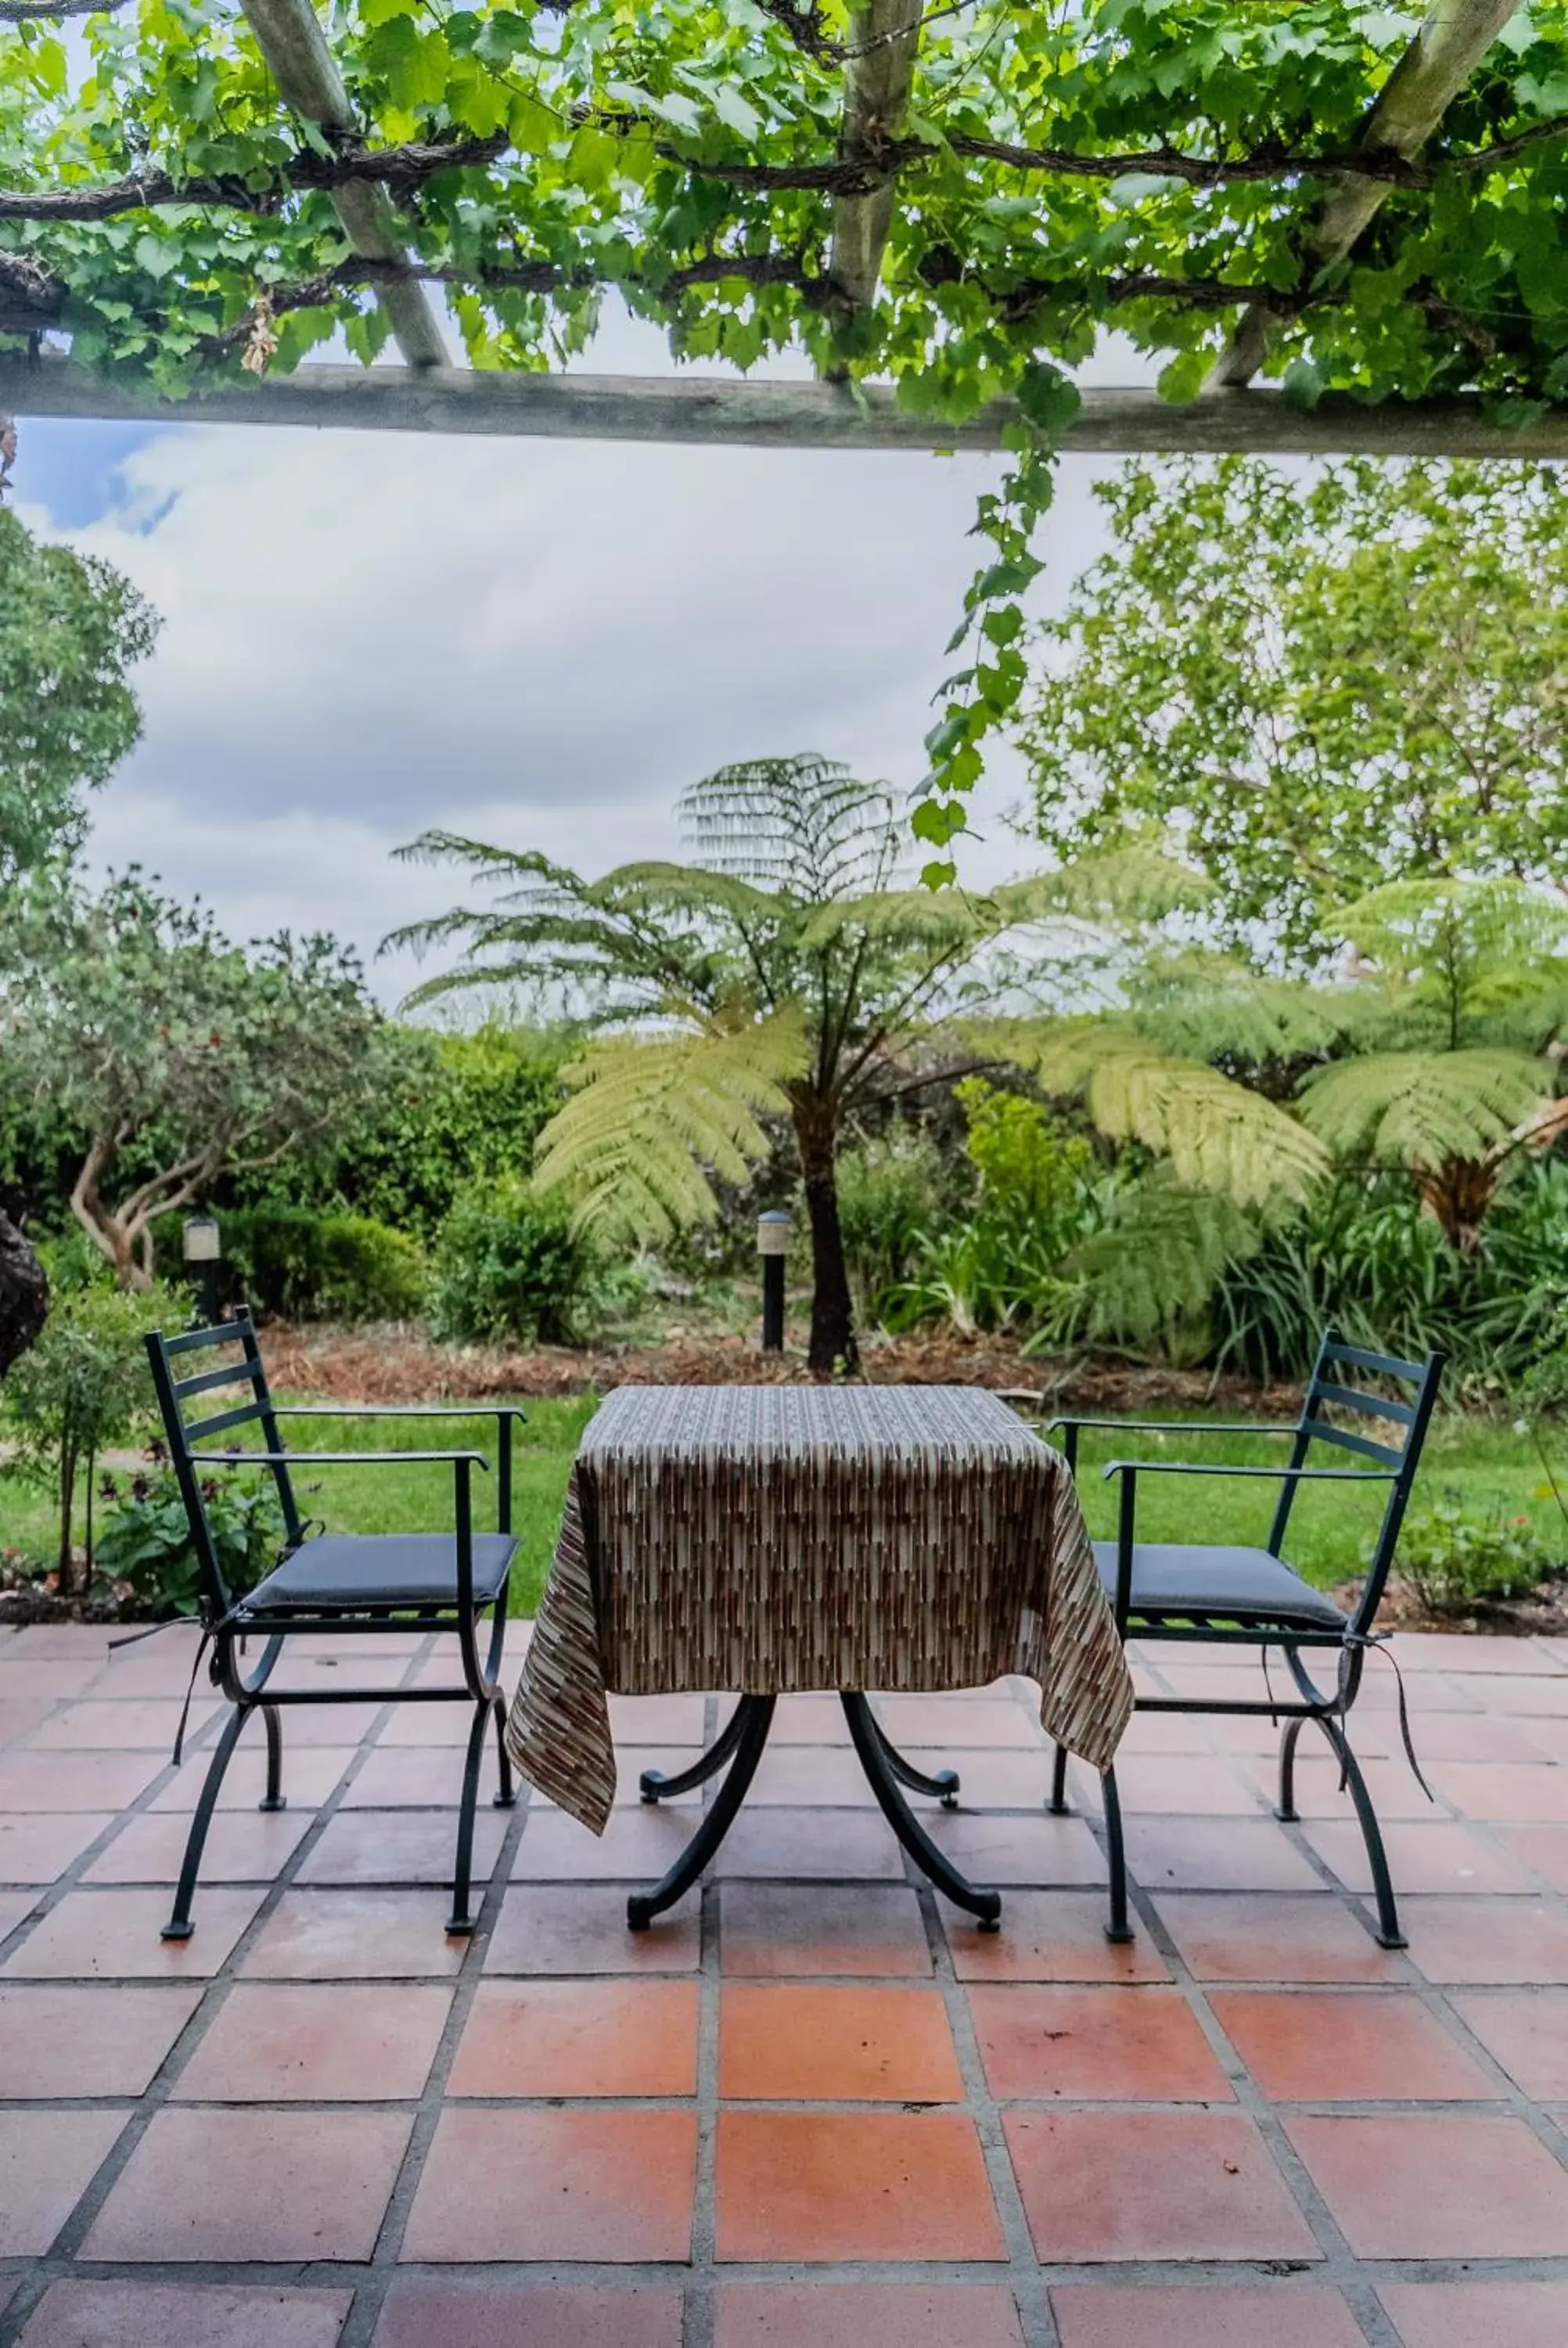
[[6, 356, 1566, 456], [239, 0, 447, 369], [1211, 0, 1522, 387]]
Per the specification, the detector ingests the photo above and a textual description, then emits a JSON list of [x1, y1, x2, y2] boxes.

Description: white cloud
[[34, 318, 1152, 1003]]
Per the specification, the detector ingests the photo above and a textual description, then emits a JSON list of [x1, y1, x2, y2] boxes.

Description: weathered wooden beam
[[6, 355, 1567, 456], [1211, 0, 1521, 387], [829, 0, 925, 312], [239, 0, 448, 369]]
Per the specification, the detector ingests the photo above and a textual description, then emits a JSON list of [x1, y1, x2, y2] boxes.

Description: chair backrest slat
[[144, 1307, 302, 1619], [1265, 1325, 1445, 1636]]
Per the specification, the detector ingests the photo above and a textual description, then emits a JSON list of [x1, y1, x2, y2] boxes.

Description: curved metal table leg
[[842, 1694, 1001, 1931], [869, 1710, 960, 1807], [628, 1696, 776, 1929], [640, 1699, 749, 1802]]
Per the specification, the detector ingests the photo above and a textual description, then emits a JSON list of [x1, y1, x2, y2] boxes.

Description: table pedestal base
[[629, 1694, 1002, 1932]]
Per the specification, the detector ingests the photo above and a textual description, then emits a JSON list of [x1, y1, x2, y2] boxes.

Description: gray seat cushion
[[1093, 1541, 1346, 1632], [244, 1532, 516, 1615]]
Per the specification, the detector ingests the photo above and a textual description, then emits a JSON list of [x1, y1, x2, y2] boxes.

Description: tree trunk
[[57, 1437, 77, 1596], [1418, 1156, 1498, 1255], [793, 1097, 858, 1377], [0, 1208, 48, 1381]]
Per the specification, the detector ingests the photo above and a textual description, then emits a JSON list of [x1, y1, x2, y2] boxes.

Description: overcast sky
[[19, 308, 1153, 1006]]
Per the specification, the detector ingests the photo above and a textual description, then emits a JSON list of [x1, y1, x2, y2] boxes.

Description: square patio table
[[505, 1384, 1133, 1929]]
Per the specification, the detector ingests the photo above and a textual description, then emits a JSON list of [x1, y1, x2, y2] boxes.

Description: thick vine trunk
[[0, 1208, 47, 1381], [793, 1098, 858, 1378]]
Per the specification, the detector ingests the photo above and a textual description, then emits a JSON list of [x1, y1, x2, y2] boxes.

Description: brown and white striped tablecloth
[[505, 1384, 1132, 1834]]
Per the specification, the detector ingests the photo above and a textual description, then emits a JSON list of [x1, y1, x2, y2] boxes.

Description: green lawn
[[2, 1393, 1560, 1613]]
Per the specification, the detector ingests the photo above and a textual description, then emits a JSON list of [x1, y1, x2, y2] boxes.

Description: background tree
[[0, 873, 390, 1289], [1020, 458, 1568, 964], [0, 502, 156, 1376], [390, 754, 1194, 1374]]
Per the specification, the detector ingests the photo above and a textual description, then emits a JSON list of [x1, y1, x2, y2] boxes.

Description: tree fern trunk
[[0, 1208, 47, 1382], [793, 1100, 858, 1377]]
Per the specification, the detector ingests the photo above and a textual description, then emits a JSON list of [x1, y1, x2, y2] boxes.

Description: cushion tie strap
[[1340, 1630, 1433, 1802], [170, 1628, 214, 1767]]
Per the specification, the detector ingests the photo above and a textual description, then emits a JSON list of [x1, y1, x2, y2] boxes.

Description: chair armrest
[[266, 1407, 525, 1531], [190, 1449, 491, 1468], [1101, 1460, 1396, 1483], [1049, 1417, 1296, 1439]]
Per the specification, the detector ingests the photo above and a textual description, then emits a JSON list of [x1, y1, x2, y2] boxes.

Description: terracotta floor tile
[[1153, 1894, 1401, 1983], [872, 1694, 1038, 1748], [1448, 1988, 1568, 2098], [243, 1890, 468, 1978], [712, 2284, 1024, 2346], [83, 2106, 411, 2261], [339, 1747, 475, 1807], [448, 1979, 699, 2097], [269, 1701, 390, 1745], [0, 1658, 106, 1702], [1418, 1712, 1552, 1763], [943, 1890, 1171, 1982], [0, 1751, 163, 1811], [370, 2281, 683, 2348], [401, 2107, 696, 2260], [1051, 2284, 1366, 2347], [1122, 1817, 1327, 1892], [534, 1749, 703, 1810], [769, 1695, 853, 1744], [607, 1693, 710, 1744], [894, 1748, 1055, 1807], [2, 1887, 264, 1979], [1093, 1756, 1266, 1817], [294, 1808, 507, 1886], [23, 1698, 218, 1751], [512, 1805, 723, 1882], [1302, 1818, 1528, 1896], [1427, 1762, 1568, 1823], [915, 1810, 1106, 1886], [1118, 1713, 1218, 1755], [715, 2109, 1004, 2261], [1286, 2111, 1568, 2256], [1006, 2107, 1318, 2262], [84, 1808, 310, 1885], [972, 1985, 1232, 2101], [0, 1811, 118, 1885], [1264, 1752, 1452, 1823], [747, 1745, 877, 1806], [719, 1983, 963, 2101], [1498, 1824, 1568, 1891], [1447, 1673, 1568, 1715], [720, 1884, 930, 1978], [714, 1810, 907, 1881], [1391, 1634, 1563, 1675], [0, 1699, 52, 1750], [18, 2283, 353, 2348], [376, 1705, 475, 1746], [150, 1745, 348, 1812], [1521, 1715, 1568, 1762], [0, 1982, 202, 2095], [0, 1889, 38, 1945], [1210, 1990, 1493, 2101], [0, 2109, 128, 2254], [1377, 2282, 1568, 2348], [485, 1885, 699, 1974], [1402, 1896, 1568, 1984], [174, 1982, 451, 2101]]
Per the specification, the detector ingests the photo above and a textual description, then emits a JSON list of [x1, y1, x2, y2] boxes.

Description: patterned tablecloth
[[505, 1384, 1133, 1834]]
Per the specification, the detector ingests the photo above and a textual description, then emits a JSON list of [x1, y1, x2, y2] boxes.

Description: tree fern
[[532, 1009, 809, 1248], [1061, 1179, 1262, 1349], [1297, 1049, 1549, 1171]]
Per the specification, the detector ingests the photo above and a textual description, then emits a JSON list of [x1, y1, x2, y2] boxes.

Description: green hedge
[[221, 1207, 424, 1323], [429, 1183, 592, 1345]]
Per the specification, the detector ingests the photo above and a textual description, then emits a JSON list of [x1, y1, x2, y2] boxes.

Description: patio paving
[[0, 1621, 1566, 2344]]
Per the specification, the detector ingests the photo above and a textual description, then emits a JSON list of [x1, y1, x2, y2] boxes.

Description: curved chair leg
[[1101, 1766, 1135, 1944], [1048, 1741, 1071, 1816], [870, 1714, 960, 1808], [491, 1693, 517, 1809], [258, 1702, 286, 1812], [163, 1704, 250, 1941], [1276, 1715, 1306, 1822], [641, 1700, 748, 1802], [842, 1695, 1001, 1931], [448, 1696, 493, 1936], [628, 1697, 775, 1928], [1318, 1715, 1405, 1949]]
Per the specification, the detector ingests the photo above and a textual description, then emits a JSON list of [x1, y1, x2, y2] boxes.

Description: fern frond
[[1065, 1179, 1262, 1345], [1297, 1050, 1549, 1170], [994, 1021, 1329, 1208], [998, 845, 1211, 927], [1128, 952, 1348, 1063], [680, 756, 904, 902], [533, 1008, 810, 1247]]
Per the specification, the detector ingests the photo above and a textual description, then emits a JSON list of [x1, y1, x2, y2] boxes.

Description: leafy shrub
[[836, 1133, 950, 1310], [955, 1078, 1095, 1247], [1393, 1493, 1549, 1619], [429, 1181, 595, 1345], [96, 1464, 283, 1616], [222, 1207, 424, 1323]]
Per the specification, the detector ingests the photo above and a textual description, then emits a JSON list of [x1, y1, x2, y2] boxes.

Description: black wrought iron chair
[[1030, 1329, 1444, 1950], [144, 1309, 522, 1942]]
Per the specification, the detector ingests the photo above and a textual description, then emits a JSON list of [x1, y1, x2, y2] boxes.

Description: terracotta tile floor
[[0, 1619, 1566, 2344]]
